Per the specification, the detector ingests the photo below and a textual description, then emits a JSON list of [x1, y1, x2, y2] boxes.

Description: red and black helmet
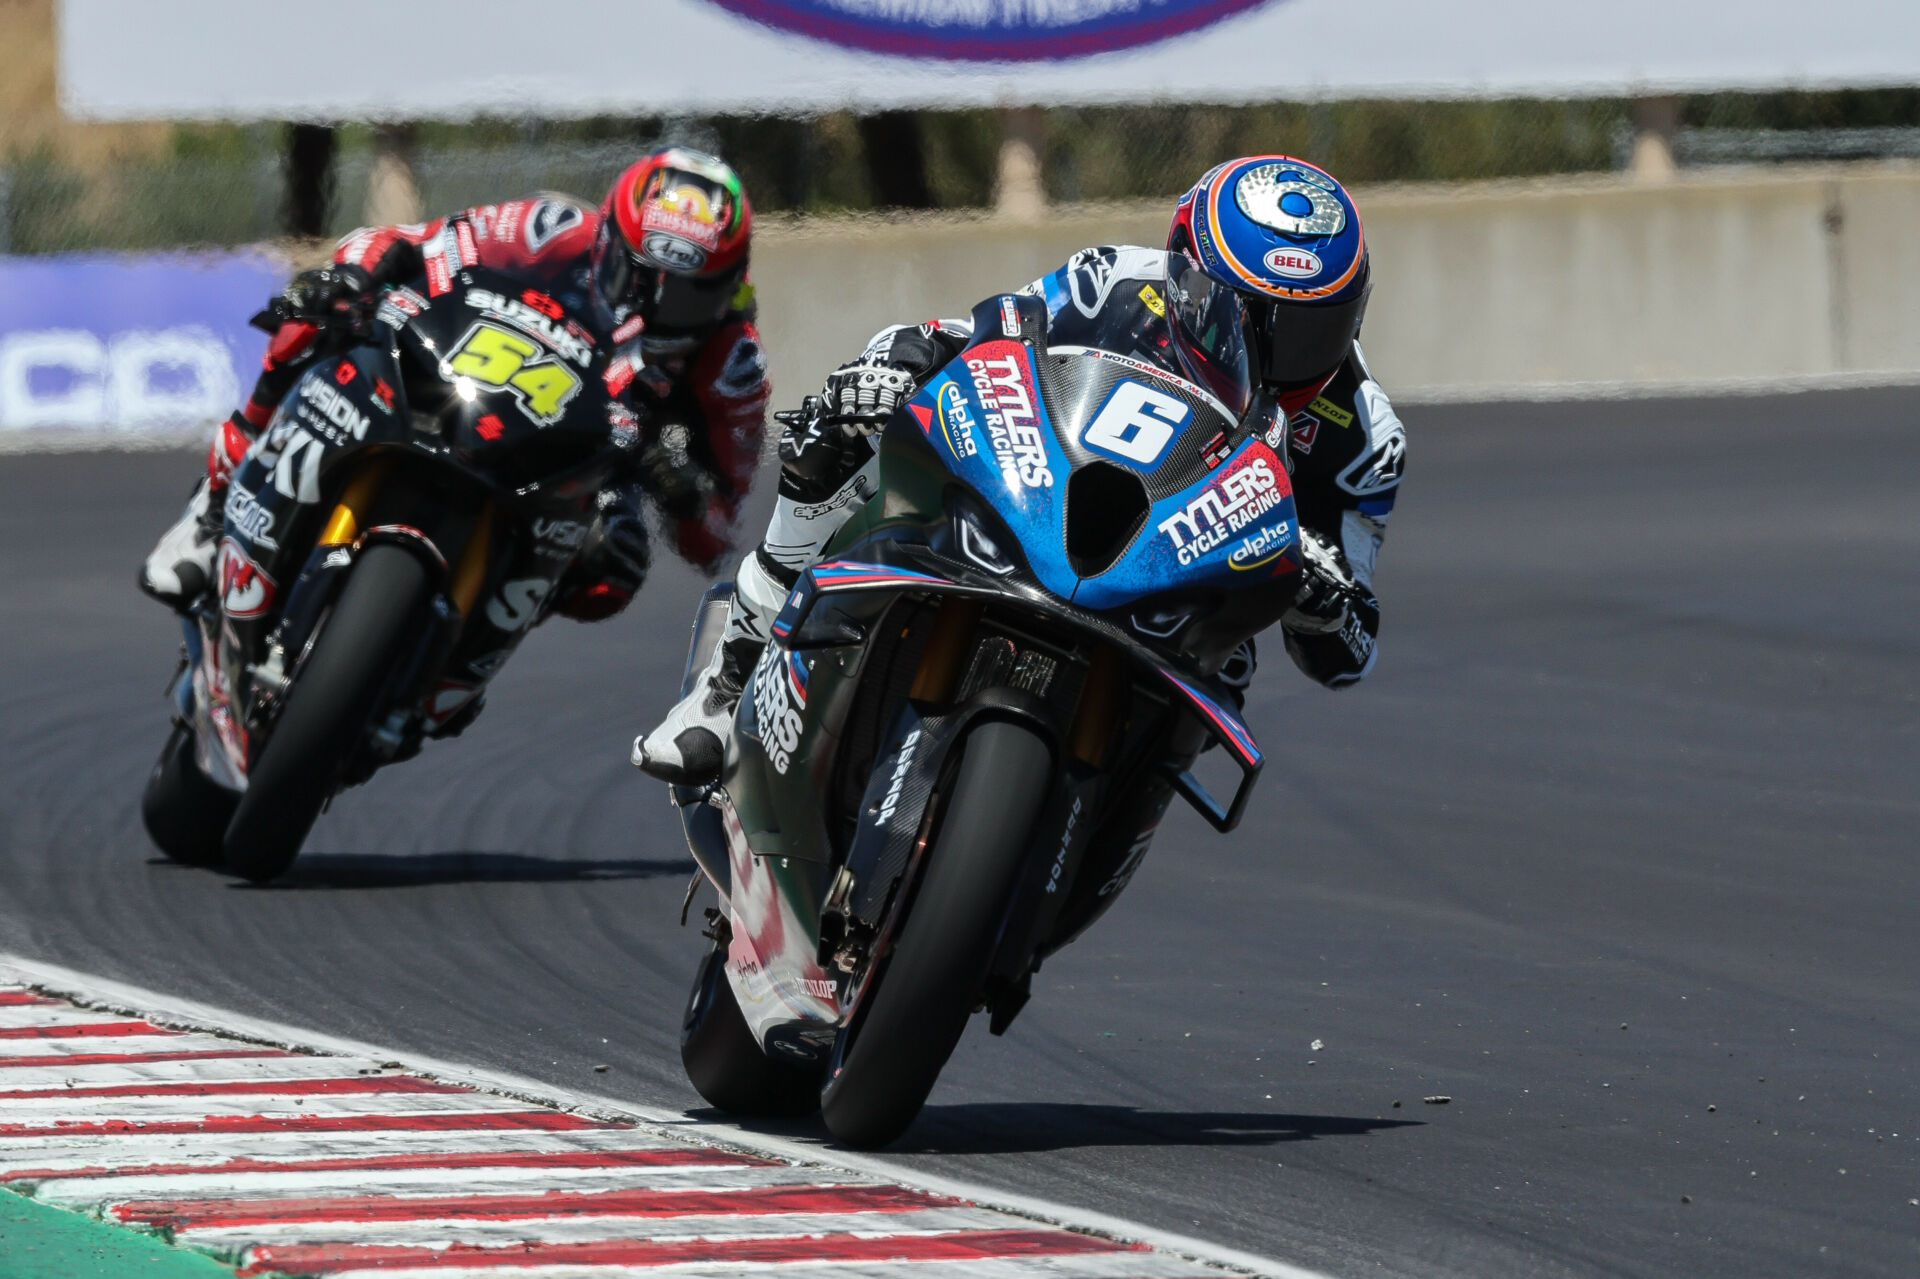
[[591, 147, 752, 339]]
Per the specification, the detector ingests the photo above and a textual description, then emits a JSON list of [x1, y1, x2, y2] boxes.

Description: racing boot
[[631, 553, 786, 785], [139, 480, 221, 612]]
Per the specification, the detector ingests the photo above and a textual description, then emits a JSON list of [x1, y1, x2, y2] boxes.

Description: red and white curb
[[0, 955, 1319, 1279]]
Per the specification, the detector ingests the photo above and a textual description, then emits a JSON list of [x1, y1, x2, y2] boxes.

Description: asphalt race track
[[1, 388, 1915, 1278]]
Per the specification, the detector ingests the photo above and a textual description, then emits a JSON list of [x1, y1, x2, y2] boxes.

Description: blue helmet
[[1169, 156, 1371, 394]]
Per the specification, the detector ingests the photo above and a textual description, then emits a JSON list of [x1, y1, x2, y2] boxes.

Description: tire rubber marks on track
[[0, 983, 1231, 1278]]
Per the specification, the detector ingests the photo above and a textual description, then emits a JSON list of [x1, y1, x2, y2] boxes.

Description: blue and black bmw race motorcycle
[[668, 277, 1303, 1148]]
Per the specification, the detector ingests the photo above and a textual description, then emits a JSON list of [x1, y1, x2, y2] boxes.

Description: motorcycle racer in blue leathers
[[635, 156, 1404, 791]]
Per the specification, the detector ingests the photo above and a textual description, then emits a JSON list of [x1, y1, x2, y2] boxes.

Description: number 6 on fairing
[[1080, 380, 1191, 469]]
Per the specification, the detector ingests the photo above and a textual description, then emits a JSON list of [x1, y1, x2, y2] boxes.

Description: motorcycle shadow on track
[[694, 1103, 1418, 1155], [143, 851, 694, 890]]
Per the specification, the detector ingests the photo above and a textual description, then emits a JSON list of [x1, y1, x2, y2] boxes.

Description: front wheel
[[680, 935, 825, 1118], [819, 720, 1054, 1149], [141, 725, 239, 866], [222, 543, 433, 883]]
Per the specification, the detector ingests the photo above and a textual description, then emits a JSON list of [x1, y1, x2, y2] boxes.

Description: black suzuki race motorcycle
[[663, 287, 1302, 1147], [143, 267, 637, 882]]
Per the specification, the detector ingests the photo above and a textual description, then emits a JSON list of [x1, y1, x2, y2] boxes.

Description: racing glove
[[636, 422, 713, 523], [250, 264, 378, 340], [1284, 529, 1363, 635], [821, 359, 917, 435], [553, 491, 652, 622]]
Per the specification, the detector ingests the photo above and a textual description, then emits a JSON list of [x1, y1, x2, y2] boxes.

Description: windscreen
[[1165, 254, 1254, 419]]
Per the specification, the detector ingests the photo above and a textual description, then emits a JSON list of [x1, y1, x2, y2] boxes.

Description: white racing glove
[[1284, 529, 1362, 635], [821, 360, 917, 434]]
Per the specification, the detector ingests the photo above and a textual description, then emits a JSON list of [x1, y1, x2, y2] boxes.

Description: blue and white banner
[[0, 251, 283, 438], [60, 0, 1920, 118]]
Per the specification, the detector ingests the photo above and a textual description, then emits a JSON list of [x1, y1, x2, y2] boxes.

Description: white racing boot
[[139, 481, 220, 611], [632, 555, 787, 785]]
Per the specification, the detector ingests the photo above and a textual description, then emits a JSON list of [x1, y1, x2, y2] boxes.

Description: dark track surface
[[2, 389, 1916, 1278]]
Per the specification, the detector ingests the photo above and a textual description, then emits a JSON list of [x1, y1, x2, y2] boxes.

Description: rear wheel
[[222, 543, 433, 883], [141, 725, 239, 866], [680, 934, 825, 1118], [679, 925, 821, 1113], [819, 720, 1053, 1149]]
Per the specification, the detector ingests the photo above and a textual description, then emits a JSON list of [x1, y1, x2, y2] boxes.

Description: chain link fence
[[5, 90, 1920, 255]]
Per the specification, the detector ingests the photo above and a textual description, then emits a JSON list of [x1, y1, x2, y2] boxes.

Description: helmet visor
[[1258, 272, 1372, 388], [643, 269, 739, 334], [593, 215, 740, 334], [1165, 253, 1254, 417]]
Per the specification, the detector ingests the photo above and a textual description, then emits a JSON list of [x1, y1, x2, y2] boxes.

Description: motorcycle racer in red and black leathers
[[635, 155, 1403, 788], [141, 146, 770, 625]]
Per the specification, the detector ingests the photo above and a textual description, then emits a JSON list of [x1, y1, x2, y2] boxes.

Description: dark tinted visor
[[644, 270, 739, 333], [593, 216, 740, 334], [592, 218, 638, 312], [1165, 253, 1254, 417], [1259, 272, 1372, 387]]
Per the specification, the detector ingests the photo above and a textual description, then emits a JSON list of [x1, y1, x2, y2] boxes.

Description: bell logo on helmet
[[1263, 248, 1323, 279], [1234, 164, 1347, 238]]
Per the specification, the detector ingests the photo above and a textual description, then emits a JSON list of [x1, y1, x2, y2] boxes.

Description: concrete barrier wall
[[750, 163, 1920, 403]]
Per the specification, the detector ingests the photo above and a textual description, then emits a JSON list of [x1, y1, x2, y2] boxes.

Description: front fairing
[[390, 269, 616, 490], [894, 293, 1303, 645]]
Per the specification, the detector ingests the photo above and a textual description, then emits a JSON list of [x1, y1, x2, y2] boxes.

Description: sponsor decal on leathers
[[522, 199, 584, 253]]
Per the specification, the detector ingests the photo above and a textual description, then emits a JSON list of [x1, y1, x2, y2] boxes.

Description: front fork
[[240, 461, 497, 772]]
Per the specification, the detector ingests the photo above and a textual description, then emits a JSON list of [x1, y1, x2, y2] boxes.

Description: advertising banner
[[0, 251, 283, 438], [60, 0, 1920, 119]]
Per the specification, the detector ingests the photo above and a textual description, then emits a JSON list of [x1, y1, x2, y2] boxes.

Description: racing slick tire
[[221, 543, 432, 883], [819, 720, 1053, 1149], [680, 935, 826, 1118], [141, 724, 239, 866]]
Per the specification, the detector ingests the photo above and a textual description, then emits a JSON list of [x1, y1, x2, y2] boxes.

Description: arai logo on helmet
[[640, 232, 707, 272], [1263, 248, 1323, 279], [700, 0, 1271, 61]]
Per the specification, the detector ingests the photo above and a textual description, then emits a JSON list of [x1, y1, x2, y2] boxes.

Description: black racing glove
[[636, 421, 712, 523], [1284, 529, 1363, 636], [821, 359, 917, 435], [249, 264, 378, 338], [552, 489, 652, 623]]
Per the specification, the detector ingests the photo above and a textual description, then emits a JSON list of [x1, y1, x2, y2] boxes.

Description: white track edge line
[[0, 953, 1327, 1279]]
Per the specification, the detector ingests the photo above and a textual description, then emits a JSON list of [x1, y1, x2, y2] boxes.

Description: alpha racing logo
[[751, 646, 808, 775], [1157, 446, 1285, 565], [1228, 519, 1294, 572], [966, 348, 1052, 490], [936, 382, 979, 459]]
